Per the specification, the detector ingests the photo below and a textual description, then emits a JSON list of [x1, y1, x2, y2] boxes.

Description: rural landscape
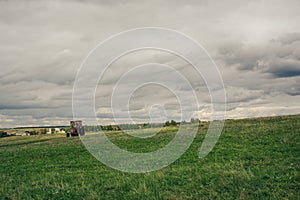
[[1, 0, 300, 199], [1, 114, 299, 199]]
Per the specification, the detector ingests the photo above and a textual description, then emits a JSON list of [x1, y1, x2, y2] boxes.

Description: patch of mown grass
[[0, 115, 299, 199]]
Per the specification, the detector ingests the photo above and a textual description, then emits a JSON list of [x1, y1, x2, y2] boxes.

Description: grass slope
[[1, 115, 299, 199]]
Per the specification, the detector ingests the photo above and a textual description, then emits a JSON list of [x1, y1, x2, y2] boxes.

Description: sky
[[0, 0, 300, 128]]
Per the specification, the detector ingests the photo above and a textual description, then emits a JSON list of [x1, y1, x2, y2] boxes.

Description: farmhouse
[[46, 128, 66, 134], [15, 132, 27, 136]]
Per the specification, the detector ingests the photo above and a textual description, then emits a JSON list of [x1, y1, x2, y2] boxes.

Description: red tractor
[[66, 120, 85, 137]]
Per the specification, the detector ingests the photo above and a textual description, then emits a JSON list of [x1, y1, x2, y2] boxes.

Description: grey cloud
[[277, 32, 300, 45], [1, 0, 300, 127], [226, 86, 265, 104], [218, 33, 300, 78]]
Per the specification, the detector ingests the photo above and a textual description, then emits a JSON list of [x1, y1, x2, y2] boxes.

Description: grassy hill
[[0, 115, 299, 199]]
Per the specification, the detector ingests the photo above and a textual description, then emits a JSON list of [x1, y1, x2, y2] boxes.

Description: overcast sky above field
[[0, 0, 300, 128]]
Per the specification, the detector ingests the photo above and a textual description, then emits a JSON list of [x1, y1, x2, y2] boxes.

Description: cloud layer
[[0, 0, 300, 127]]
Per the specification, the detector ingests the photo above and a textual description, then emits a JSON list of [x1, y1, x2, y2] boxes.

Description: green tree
[[107, 125, 113, 131], [164, 121, 170, 126], [41, 129, 47, 134], [170, 120, 177, 126], [0, 131, 8, 138]]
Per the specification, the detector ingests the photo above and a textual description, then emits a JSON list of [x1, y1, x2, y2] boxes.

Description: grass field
[[1, 115, 299, 199]]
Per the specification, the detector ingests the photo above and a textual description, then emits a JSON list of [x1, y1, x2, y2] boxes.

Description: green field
[[1, 115, 299, 199]]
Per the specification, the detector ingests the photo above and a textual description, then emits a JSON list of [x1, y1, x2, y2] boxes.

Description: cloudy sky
[[0, 0, 300, 128]]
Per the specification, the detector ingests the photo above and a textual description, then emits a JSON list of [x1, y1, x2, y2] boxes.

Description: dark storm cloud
[[271, 67, 300, 78], [218, 33, 300, 78]]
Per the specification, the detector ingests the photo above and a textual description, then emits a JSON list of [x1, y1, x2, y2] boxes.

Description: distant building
[[47, 128, 65, 134], [15, 132, 26, 136]]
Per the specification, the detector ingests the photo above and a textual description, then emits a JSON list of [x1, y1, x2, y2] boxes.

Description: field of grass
[[1, 115, 299, 199]]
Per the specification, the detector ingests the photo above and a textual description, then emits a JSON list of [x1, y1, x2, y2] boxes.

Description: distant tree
[[41, 129, 47, 134], [29, 130, 38, 135], [114, 126, 120, 131], [0, 131, 8, 138], [143, 123, 149, 128], [170, 120, 177, 126], [107, 125, 113, 131], [164, 121, 170, 127]]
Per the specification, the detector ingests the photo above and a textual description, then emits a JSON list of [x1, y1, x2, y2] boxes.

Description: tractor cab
[[67, 120, 85, 137]]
